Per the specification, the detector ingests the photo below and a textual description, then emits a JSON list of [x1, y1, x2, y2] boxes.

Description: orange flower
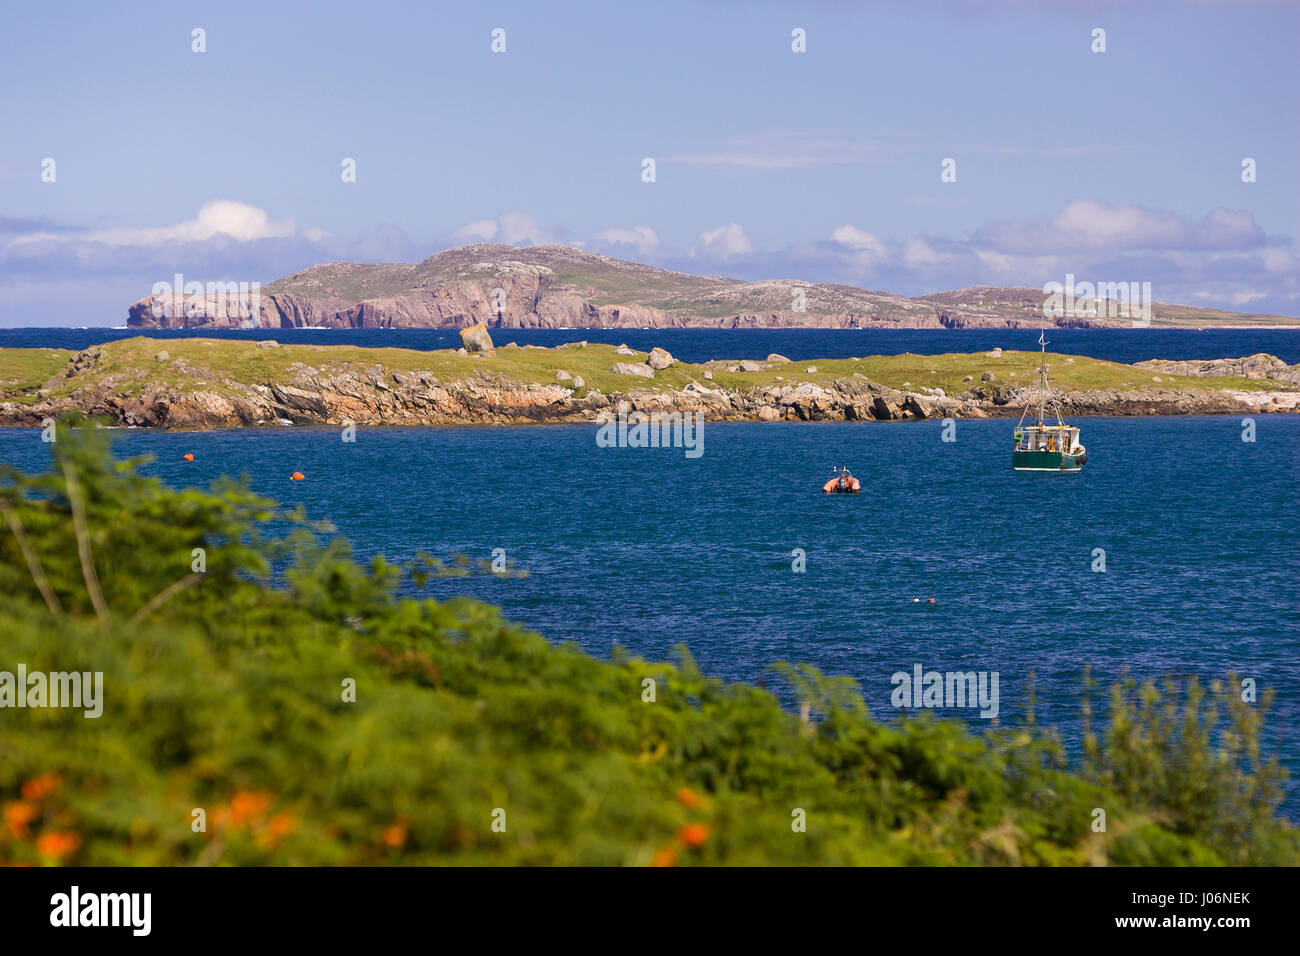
[[381, 823, 407, 848], [4, 801, 36, 839], [675, 787, 706, 810], [679, 823, 710, 848], [650, 847, 677, 867], [21, 773, 60, 802], [229, 791, 273, 827], [36, 831, 80, 859], [254, 813, 298, 851]]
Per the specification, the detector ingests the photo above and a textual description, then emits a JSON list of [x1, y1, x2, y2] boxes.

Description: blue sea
[[1, 412, 1297, 810], [2, 326, 1297, 810]]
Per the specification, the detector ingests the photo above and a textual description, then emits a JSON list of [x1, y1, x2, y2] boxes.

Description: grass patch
[[0, 348, 74, 405], [0, 339, 1288, 409]]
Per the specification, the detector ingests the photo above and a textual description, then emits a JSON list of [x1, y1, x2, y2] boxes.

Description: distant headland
[[124, 244, 1299, 332]]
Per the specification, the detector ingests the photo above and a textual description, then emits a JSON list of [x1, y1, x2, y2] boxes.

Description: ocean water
[[2, 326, 1299, 365], [2, 414, 1297, 809]]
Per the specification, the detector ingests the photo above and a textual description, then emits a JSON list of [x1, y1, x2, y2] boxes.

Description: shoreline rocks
[[3, 345, 1296, 431], [1134, 353, 1300, 384]]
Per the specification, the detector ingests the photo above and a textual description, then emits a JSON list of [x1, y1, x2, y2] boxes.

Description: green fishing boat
[[1012, 331, 1087, 472]]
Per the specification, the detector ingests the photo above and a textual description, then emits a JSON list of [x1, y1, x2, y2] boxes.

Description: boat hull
[[1012, 449, 1086, 472]]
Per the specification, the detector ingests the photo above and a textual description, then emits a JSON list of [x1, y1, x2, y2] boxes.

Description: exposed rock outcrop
[[1134, 354, 1300, 384], [124, 244, 1298, 331], [4, 344, 1296, 431], [610, 362, 654, 378]]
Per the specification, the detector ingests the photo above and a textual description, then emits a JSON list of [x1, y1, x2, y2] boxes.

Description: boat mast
[[1037, 329, 1047, 427]]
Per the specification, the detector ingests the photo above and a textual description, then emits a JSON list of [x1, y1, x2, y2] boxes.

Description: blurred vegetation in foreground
[[0, 425, 1294, 866]]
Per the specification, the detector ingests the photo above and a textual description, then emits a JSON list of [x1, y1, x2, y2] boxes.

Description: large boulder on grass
[[646, 347, 674, 370], [611, 362, 654, 378], [459, 323, 494, 353]]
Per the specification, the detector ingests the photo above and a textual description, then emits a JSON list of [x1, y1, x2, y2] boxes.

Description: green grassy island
[[1, 336, 1298, 429]]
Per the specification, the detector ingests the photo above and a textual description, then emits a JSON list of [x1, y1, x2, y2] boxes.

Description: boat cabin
[[1013, 424, 1081, 454]]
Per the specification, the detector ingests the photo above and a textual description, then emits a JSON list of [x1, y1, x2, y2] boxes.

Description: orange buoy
[[183, 453, 194, 461], [927, 598, 936, 604], [291, 472, 305, 481]]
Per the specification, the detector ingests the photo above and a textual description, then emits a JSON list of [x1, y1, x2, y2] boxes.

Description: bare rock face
[[646, 347, 674, 370], [1134, 354, 1300, 385], [460, 323, 494, 353], [871, 396, 901, 420], [615, 345, 635, 356], [611, 362, 654, 378], [737, 360, 769, 372], [766, 353, 791, 364], [122, 244, 1291, 331], [6, 342, 1297, 431], [902, 395, 931, 419]]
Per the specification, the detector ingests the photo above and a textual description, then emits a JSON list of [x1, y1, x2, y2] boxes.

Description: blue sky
[[1, 0, 1297, 325]]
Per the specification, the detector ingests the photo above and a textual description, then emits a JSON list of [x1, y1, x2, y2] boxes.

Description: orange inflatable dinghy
[[823, 466, 861, 494]]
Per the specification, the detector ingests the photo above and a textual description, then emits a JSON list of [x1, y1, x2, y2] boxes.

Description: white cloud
[[829, 225, 887, 262], [594, 225, 660, 256], [450, 219, 500, 243], [1260, 248, 1296, 274], [663, 131, 1148, 171], [902, 235, 942, 268], [452, 212, 556, 246], [976, 199, 1265, 254], [665, 131, 885, 170], [690, 222, 755, 260], [8, 200, 296, 248], [3, 198, 1295, 323]]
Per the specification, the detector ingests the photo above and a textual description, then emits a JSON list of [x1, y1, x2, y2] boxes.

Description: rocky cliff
[[125, 244, 1294, 331]]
